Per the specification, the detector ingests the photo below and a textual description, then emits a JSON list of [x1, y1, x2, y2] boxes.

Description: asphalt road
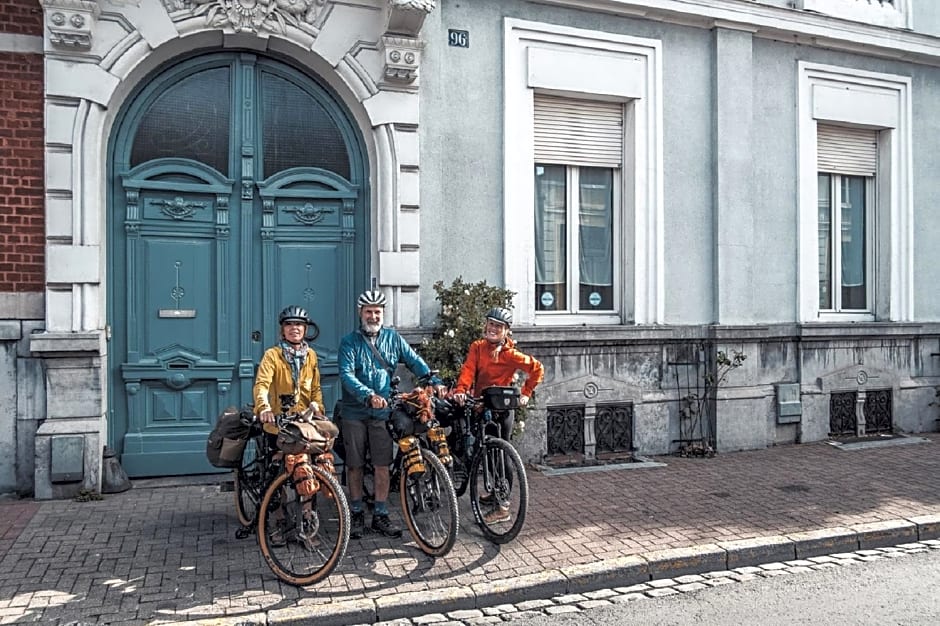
[[506, 547, 940, 625]]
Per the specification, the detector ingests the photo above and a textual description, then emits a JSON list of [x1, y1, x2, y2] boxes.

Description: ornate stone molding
[[42, 0, 100, 51], [385, 0, 435, 37], [380, 35, 424, 90], [163, 0, 328, 34]]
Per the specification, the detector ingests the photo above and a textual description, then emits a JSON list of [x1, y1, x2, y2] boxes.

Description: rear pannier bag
[[206, 406, 251, 468]]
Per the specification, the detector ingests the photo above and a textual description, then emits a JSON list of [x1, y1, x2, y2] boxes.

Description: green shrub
[[417, 277, 516, 383]]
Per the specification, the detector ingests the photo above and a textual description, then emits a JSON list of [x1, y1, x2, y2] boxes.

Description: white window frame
[[797, 62, 912, 322], [504, 18, 663, 326], [534, 164, 622, 319], [817, 174, 875, 314]]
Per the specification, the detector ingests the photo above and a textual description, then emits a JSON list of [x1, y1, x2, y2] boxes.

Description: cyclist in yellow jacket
[[254, 305, 324, 423]]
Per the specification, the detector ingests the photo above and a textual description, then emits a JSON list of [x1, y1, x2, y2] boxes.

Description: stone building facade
[[0, 0, 939, 498]]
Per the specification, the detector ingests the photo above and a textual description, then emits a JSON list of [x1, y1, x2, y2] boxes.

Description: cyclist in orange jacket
[[452, 307, 544, 522]]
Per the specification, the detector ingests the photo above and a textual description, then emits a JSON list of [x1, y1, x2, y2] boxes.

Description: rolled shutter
[[534, 94, 623, 168], [817, 124, 877, 176]]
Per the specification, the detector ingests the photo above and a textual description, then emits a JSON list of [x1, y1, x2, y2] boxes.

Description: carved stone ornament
[[42, 0, 100, 50], [385, 0, 435, 37], [168, 0, 328, 34], [381, 35, 424, 87]]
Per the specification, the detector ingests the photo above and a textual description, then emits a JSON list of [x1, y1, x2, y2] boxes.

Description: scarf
[[280, 340, 308, 387]]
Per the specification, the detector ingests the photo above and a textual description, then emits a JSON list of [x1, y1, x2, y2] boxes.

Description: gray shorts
[[340, 418, 394, 468]]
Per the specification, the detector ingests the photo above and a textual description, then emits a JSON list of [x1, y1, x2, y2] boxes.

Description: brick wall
[[0, 0, 45, 292]]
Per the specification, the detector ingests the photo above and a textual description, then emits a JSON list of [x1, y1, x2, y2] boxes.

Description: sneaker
[[268, 526, 287, 548], [350, 511, 365, 539], [371, 514, 403, 538], [478, 492, 495, 506], [483, 505, 511, 524]]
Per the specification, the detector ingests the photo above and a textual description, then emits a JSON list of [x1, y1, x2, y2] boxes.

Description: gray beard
[[362, 322, 382, 336]]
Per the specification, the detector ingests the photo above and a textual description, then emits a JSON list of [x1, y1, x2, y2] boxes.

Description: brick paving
[[0, 434, 938, 624]]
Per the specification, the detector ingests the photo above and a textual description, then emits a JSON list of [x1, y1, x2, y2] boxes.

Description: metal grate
[[829, 390, 892, 436], [547, 405, 584, 457], [595, 403, 633, 454], [864, 390, 892, 433]]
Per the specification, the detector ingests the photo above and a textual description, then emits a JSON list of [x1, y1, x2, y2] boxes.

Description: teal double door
[[108, 53, 368, 476]]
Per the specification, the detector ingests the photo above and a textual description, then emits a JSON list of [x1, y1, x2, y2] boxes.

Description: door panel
[[258, 168, 359, 417], [110, 53, 367, 477]]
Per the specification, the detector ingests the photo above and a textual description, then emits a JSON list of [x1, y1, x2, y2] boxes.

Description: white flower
[[446, 329, 455, 338]]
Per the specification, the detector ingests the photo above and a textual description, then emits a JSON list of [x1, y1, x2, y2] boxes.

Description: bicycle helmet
[[485, 307, 513, 328], [278, 305, 309, 325], [357, 289, 387, 308]]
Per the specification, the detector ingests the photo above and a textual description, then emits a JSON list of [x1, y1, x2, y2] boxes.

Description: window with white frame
[[797, 63, 912, 323], [534, 95, 622, 315], [816, 125, 877, 314], [503, 19, 663, 326]]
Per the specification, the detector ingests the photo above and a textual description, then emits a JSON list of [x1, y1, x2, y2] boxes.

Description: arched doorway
[[108, 52, 368, 476]]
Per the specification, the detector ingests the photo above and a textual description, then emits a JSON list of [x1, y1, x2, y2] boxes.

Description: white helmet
[[357, 289, 387, 308]]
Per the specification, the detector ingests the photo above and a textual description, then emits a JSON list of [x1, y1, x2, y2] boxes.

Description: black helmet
[[485, 307, 513, 328], [278, 305, 309, 325], [357, 289, 387, 308]]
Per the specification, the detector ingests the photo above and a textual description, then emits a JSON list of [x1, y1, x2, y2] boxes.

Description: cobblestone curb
[[190, 517, 940, 626]]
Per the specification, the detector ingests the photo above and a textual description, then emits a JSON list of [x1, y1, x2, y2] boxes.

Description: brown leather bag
[[276, 418, 338, 455]]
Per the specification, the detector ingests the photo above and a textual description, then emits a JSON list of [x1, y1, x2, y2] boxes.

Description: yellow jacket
[[253, 345, 323, 416]]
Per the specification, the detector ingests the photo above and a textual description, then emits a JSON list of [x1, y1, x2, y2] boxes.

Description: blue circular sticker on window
[[540, 292, 554, 308], [589, 292, 602, 307]]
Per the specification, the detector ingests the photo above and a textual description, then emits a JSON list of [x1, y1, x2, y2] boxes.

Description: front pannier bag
[[206, 406, 251, 468]]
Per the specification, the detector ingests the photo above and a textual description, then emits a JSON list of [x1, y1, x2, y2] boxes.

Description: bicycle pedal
[[235, 526, 252, 540]]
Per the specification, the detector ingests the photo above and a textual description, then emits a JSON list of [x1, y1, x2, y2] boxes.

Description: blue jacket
[[337, 327, 434, 421]]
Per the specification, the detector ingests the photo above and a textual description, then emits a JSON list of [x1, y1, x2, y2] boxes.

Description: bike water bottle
[[398, 436, 426, 476]]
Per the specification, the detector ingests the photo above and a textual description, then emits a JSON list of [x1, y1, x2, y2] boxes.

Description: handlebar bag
[[206, 406, 251, 468], [277, 418, 338, 455], [481, 386, 521, 411]]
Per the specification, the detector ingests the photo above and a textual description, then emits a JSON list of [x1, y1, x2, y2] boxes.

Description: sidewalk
[[1, 433, 938, 625]]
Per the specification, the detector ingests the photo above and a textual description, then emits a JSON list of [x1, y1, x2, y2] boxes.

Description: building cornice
[[530, 0, 940, 67]]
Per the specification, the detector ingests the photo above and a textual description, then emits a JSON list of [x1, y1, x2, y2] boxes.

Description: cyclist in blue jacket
[[337, 289, 442, 539]]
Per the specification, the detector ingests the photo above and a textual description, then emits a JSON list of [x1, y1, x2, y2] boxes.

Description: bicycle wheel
[[399, 449, 459, 557], [257, 466, 350, 586], [234, 436, 263, 527], [469, 438, 528, 544]]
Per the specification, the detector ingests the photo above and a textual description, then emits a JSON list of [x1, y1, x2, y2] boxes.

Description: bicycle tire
[[258, 466, 350, 586], [399, 449, 459, 557], [234, 437, 263, 527], [469, 438, 528, 544]]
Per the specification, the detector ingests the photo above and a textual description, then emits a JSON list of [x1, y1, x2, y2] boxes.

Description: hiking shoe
[[478, 492, 495, 506], [350, 511, 365, 539], [483, 506, 511, 524], [371, 514, 403, 538], [268, 526, 287, 548]]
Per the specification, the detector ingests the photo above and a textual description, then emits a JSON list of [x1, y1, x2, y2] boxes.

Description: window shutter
[[534, 94, 623, 168], [817, 124, 877, 176]]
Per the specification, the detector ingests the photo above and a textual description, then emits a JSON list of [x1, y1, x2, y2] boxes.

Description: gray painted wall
[[421, 0, 940, 326]]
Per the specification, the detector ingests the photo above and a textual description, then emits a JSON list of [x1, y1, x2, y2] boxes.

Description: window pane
[[131, 67, 230, 173], [261, 72, 350, 180], [840, 176, 867, 310], [817, 174, 832, 310], [578, 168, 613, 310], [535, 165, 567, 311]]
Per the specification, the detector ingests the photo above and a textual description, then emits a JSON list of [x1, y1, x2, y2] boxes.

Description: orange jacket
[[454, 337, 544, 399]]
